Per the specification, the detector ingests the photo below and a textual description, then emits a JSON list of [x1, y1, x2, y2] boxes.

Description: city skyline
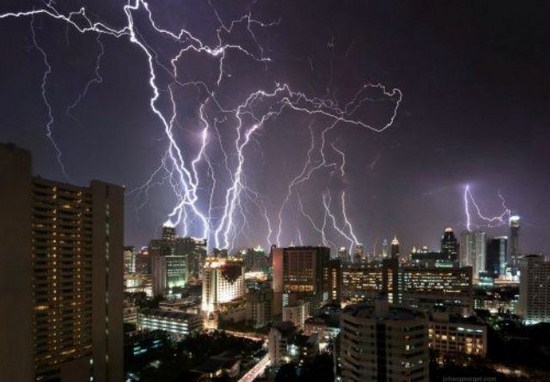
[[0, 1, 548, 254]]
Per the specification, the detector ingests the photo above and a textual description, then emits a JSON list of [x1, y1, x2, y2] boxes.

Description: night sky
[[0, 1, 548, 254]]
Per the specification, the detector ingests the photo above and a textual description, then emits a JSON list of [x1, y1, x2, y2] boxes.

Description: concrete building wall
[[91, 181, 124, 382], [0, 144, 34, 382]]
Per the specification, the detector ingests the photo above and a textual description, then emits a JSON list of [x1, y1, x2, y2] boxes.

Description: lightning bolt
[[1, 1, 402, 252], [463, 184, 513, 230]]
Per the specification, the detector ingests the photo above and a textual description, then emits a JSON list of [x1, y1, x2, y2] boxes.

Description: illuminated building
[[441, 227, 459, 262], [384, 237, 400, 304], [135, 247, 150, 274], [353, 243, 364, 263], [338, 246, 350, 264], [411, 247, 450, 268], [486, 237, 508, 277], [272, 246, 331, 314], [382, 238, 389, 259], [240, 246, 268, 273], [249, 287, 272, 327], [137, 309, 203, 337], [509, 215, 520, 276], [341, 263, 384, 302], [459, 230, 486, 278], [124, 246, 137, 273], [124, 273, 153, 296], [428, 312, 487, 358], [400, 267, 473, 315], [268, 321, 297, 366], [282, 300, 310, 330], [176, 236, 207, 279], [202, 258, 245, 314], [390, 235, 400, 257], [149, 228, 207, 296], [0, 144, 123, 382], [327, 258, 342, 301], [340, 296, 430, 382], [517, 254, 550, 324], [473, 286, 518, 313]]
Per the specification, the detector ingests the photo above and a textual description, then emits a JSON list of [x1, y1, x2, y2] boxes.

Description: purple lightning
[[1, 1, 403, 252], [463, 184, 514, 230]]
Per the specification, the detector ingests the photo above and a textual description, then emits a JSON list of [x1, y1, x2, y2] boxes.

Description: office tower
[[390, 235, 400, 258], [340, 295, 430, 382], [150, 227, 206, 295], [383, 253, 400, 304], [459, 230, 486, 278], [282, 300, 311, 330], [327, 258, 342, 301], [441, 227, 459, 262], [272, 246, 331, 313], [0, 144, 123, 382], [353, 243, 364, 263], [509, 215, 520, 276], [400, 267, 473, 315], [175, 236, 207, 279], [517, 255, 550, 324], [382, 238, 389, 259], [240, 246, 268, 273], [201, 258, 245, 314], [135, 247, 150, 274], [486, 237, 508, 277], [338, 247, 350, 264]]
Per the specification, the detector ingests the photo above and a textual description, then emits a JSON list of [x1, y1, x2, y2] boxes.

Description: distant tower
[[390, 235, 400, 258], [382, 239, 389, 259], [486, 237, 508, 278], [354, 243, 364, 263], [459, 230, 486, 278], [509, 215, 520, 276], [162, 225, 176, 241], [441, 227, 459, 262]]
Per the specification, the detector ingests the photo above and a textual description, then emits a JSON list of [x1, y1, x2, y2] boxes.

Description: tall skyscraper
[[517, 255, 550, 324], [0, 144, 123, 382], [441, 227, 459, 262], [390, 235, 400, 258], [340, 295, 430, 382], [486, 237, 508, 277], [459, 230, 486, 278], [509, 215, 521, 276], [382, 238, 389, 259]]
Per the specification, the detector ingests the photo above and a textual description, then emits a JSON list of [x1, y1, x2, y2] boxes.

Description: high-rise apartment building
[[459, 230, 486, 278], [340, 296, 430, 382], [517, 254, 550, 324], [0, 144, 123, 382]]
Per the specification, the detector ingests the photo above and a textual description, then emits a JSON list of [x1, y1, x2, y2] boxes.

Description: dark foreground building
[[0, 144, 123, 382]]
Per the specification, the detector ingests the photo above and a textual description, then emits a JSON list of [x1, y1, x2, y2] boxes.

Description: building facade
[[459, 230, 486, 278], [517, 254, 550, 324], [202, 258, 245, 314], [340, 297, 430, 382], [0, 144, 123, 382]]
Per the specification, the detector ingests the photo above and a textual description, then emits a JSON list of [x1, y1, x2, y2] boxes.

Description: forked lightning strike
[[1, 0, 403, 251]]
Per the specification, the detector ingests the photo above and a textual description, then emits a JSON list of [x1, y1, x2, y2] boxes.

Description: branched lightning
[[2, 1, 403, 252], [463, 184, 513, 230]]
